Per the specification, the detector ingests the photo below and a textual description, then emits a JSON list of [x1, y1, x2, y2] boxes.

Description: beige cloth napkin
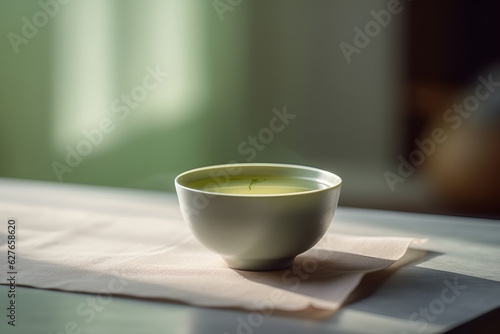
[[0, 202, 423, 313]]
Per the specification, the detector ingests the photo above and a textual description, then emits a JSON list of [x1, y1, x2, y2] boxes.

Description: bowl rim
[[174, 162, 342, 197]]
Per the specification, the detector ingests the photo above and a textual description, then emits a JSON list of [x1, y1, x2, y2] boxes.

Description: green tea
[[188, 176, 327, 195]]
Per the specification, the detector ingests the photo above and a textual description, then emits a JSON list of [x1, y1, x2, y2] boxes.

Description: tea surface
[[188, 176, 327, 195]]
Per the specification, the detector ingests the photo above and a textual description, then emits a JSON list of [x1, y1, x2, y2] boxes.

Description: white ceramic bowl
[[175, 163, 342, 271]]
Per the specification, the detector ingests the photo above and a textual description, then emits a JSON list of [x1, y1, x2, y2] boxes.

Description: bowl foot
[[223, 256, 295, 271]]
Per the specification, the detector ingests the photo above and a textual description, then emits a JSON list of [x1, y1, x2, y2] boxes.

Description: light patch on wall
[[51, 0, 115, 152], [117, 0, 207, 130], [50, 0, 207, 154]]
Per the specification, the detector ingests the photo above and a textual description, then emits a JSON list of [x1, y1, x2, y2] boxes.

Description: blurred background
[[1, 0, 499, 219]]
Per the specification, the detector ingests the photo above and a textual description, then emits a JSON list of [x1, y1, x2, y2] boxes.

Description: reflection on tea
[[188, 176, 327, 195]]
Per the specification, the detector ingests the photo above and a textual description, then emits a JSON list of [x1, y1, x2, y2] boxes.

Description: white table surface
[[0, 177, 499, 334]]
